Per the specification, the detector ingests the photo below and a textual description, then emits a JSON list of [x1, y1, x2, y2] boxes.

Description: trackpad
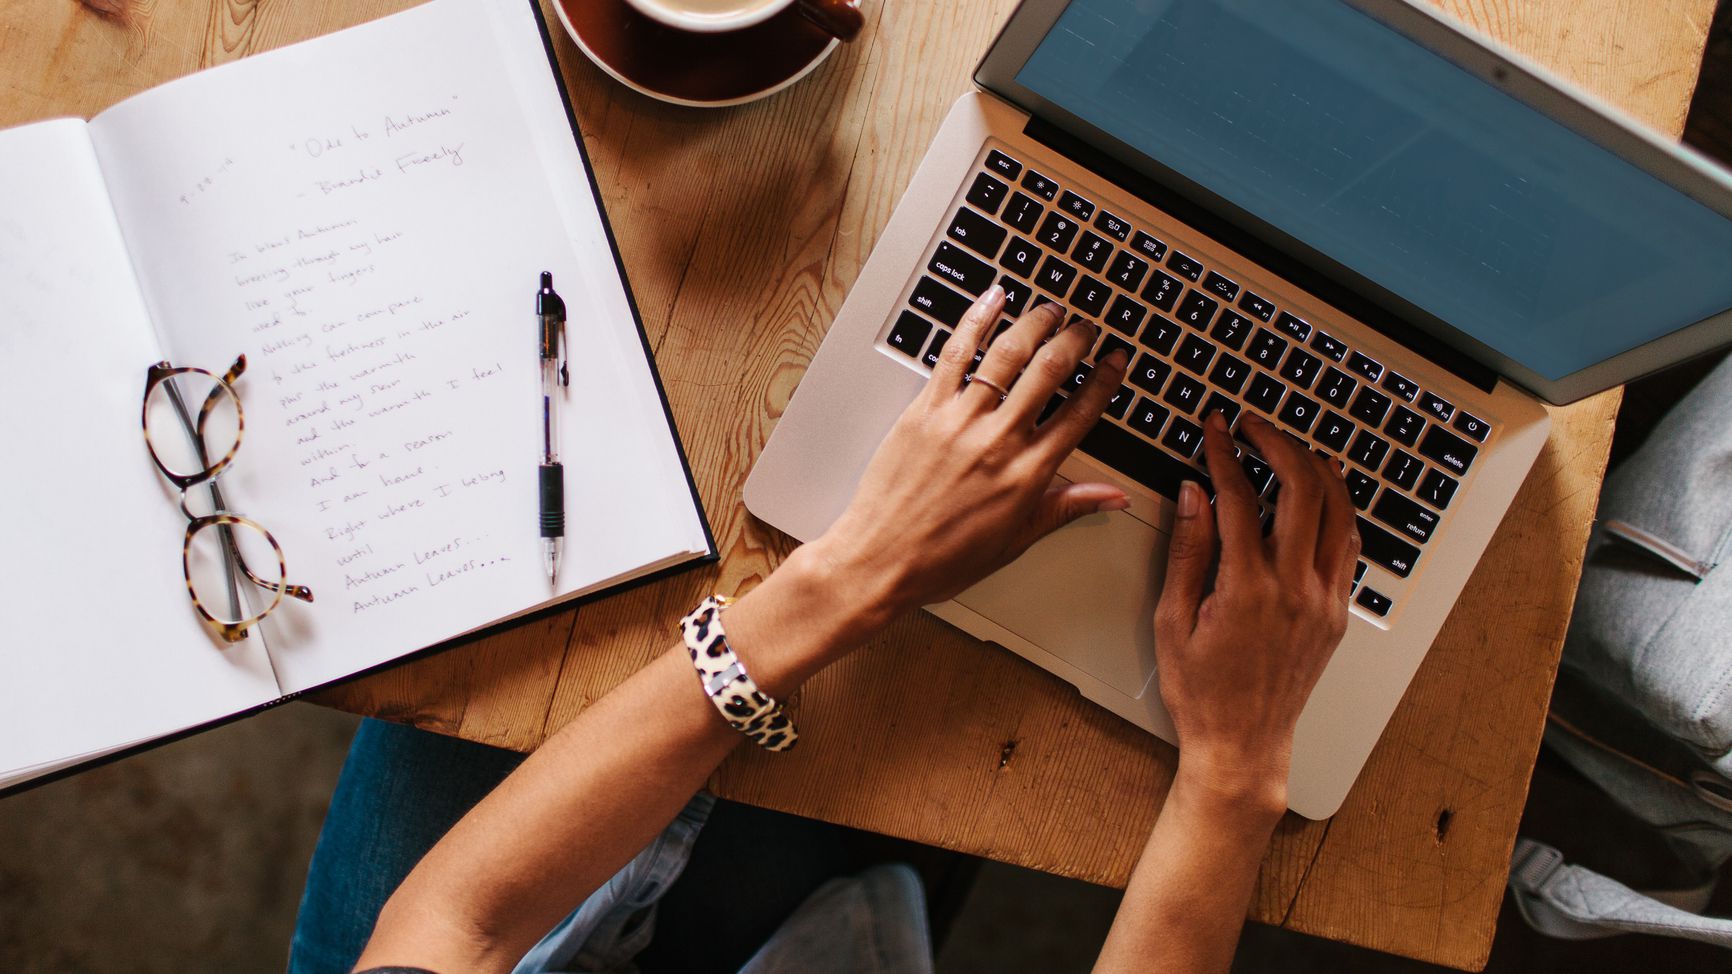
[[954, 509, 1168, 698]]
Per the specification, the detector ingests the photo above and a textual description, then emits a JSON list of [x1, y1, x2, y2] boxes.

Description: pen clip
[[557, 317, 569, 387]]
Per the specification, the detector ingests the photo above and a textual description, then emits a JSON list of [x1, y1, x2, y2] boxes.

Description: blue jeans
[[289, 718, 933, 974]]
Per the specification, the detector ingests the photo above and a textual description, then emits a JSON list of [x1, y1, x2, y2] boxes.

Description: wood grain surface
[[1, 0, 1712, 967]]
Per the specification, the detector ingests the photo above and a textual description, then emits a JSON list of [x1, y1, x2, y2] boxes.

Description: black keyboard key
[[1347, 351, 1384, 383], [1417, 426, 1478, 476], [1127, 396, 1170, 439], [1248, 328, 1288, 368], [1246, 372, 1285, 413], [1130, 230, 1168, 262], [985, 149, 1022, 180], [1312, 411, 1355, 453], [1279, 348, 1323, 389], [1002, 192, 1042, 234], [1384, 450, 1423, 491], [1238, 291, 1276, 321], [1057, 190, 1095, 221], [909, 276, 972, 326], [1164, 372, 1206, 414], [1309, 331, 1348, 362], [921, 328, 950, 369], [946, 206, 1007, 259], [1356, 586, 1394, 617], [1203, 271, 1240, 302], [1202, 392, 1240, 426], [1357, 517, 1420, 577], [1347, 430, 1390, 471], [1210, 310, 1253, 350], [1061, 361, 1093, 394], [1143, 270, 1182, 312], [1453, 411, 1491, 442], [1275, 312, 1312, 342], [1349, 387, 1393, 426], [1079, 419, 1205, 502], [1176, 333, 1217, 375], [998, 275, 1032, 317], [1163, 417, 1205, 458], [1418, 469, 1459, 510], [1242, 453, 1276, 494], [1373, 491, 1440, 544], [1140, 317, 1181, 355], [1105, 294, 1148, 336], [1129, 354, 1172, 395], [1020, 169, 1058, 201], [928, 241, 995, 295], [1034, 255, 1078, 296], [1036, 211, 1080, 252], [1316, 368, 1357, 408], [1106, 251, 1149, 292], [1098, 334, 1136, 368], [965, 172, 1008, 215], [1385, 406, 1425, 447], [1176, 289, 1219, 329], [1072, 231, 1112, 273], [1208, 354, 1250, 395], [999, 235, 1041, 278], [1095, 210, 1131, 241], [1278, 391, 1320, 433], [886, 311, 931, 357], [1355, 561, 1367, 585], [1418, 392, 1454, 423], [1381, 370, 1420, 402], [1072, 275, 1111, 317], [1105, 384, 1134, 420], [1346, 469, 1377, 510], [1167, 251, 1205, 282]]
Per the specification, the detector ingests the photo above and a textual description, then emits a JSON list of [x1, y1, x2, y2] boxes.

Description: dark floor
[[5, 6, 1732, 973]]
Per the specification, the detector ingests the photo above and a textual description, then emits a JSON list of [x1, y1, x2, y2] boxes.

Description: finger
[[928, 285, 1003, 397], [1335, 519, 1363, 602], [1001, 316, 1099, 426], [1032, 329, 1126, 453], [1241, 414, 1323, 570], [966, 301, 1063, 408], [1198, 411, 1264, 574], [1153, 480, 1217, 641], [1016, 481, 1131, 553], [1314, 454, 1356, 581]]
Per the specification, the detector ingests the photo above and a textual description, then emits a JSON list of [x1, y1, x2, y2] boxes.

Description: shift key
[[1356, 516, 1420, 577], [928, 241, 996, 296], [908, 277, 973, 327]]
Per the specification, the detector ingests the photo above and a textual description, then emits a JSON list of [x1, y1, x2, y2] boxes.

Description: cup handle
[[796, 0, 864, 41]]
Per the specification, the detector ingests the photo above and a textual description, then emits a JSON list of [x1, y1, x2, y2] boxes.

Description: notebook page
[[87, 0, 707, 694], [0, 120, 281, 785]]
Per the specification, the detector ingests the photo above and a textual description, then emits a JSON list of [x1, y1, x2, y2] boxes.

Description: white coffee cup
[[624, 0, 863, 40]]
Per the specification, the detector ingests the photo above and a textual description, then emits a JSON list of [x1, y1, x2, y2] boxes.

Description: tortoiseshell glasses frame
[[141, 355, 313, 643]]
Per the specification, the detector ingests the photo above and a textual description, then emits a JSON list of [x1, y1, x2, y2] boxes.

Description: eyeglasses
[[142, 355, 313, 643]]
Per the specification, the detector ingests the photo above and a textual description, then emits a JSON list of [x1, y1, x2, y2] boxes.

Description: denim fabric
[[737, 863, 934, 974]]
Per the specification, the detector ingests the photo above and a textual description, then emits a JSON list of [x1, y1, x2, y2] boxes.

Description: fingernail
[[1245, 413, 1268, 427], [1178, 481, 1200, 517], [981, 284, 1005, 306], [1097, 495, 1131, 512], [1103, 348, 1129, 369]]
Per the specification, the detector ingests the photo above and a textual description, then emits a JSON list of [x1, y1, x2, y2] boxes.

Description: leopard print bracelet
[[680, 596, 798, 752]]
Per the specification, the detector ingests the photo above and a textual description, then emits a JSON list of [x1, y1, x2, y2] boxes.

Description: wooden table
[[5, 0, 1713, 968]]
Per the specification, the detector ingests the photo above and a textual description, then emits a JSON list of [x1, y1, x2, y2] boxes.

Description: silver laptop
[[744, 0, 1732, 818]]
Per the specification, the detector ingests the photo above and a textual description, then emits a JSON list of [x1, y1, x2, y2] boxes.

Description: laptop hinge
[[1023, 116, 1501, 394]]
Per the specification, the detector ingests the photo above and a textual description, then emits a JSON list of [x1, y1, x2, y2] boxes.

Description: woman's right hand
[[1152, 411, 1359, 815]]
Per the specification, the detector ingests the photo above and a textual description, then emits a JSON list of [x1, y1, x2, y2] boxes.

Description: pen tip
[[540, 271, 552, 290]]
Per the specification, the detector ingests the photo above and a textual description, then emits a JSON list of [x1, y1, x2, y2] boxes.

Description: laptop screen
[[1012, 0, 1732, 382]]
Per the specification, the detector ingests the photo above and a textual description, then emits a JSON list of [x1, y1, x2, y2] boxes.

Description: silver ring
[[969, 374, 1011, 399]]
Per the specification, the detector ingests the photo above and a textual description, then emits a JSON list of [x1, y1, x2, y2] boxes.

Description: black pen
[[537, 272, 568, 586]]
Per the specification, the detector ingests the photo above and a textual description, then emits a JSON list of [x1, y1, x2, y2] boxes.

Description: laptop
[[743, 0, 1732, 818]]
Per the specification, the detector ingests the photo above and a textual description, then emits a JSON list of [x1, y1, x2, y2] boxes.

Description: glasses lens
[[186, 518, 284, 626], [145, 372, 241, 480]]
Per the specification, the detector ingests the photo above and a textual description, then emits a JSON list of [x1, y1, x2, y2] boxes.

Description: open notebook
[[0, 0, 714, 790]]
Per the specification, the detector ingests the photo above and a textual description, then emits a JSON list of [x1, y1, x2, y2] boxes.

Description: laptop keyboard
[[878, 143, 1498, 622]]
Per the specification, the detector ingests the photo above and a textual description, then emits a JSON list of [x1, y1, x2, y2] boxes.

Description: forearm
[[357, 543, 893, 974], [1094, 759, 1285, 974]]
